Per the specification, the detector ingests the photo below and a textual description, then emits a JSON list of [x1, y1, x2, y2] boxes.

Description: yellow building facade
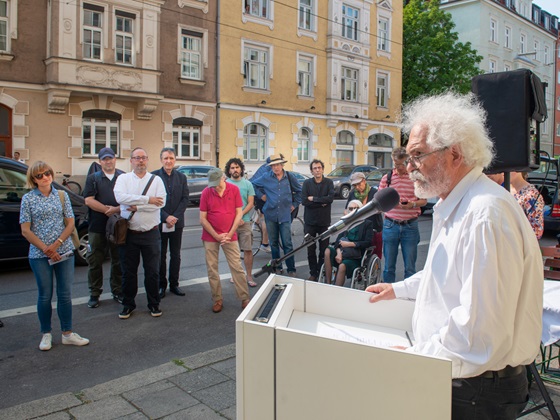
[[218, 0, 402, 177]]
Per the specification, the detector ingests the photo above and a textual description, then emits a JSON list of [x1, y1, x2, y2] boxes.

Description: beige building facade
[[218, 0, 403, 177], [0, 0, 217, 185]]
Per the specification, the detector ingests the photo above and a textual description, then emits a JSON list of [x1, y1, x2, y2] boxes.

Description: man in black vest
[[301, 159, 334, 281], [153, 147, 190, 298], [83, 147, 124, 308]]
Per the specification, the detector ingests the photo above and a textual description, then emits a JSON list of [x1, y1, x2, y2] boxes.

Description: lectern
[[236, 274, 452, 420]]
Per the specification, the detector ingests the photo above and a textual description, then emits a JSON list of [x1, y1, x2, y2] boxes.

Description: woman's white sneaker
[[62, 332, 90, 346], [39, 333, 52, 351]]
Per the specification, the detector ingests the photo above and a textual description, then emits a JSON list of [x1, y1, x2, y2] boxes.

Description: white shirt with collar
[[393, 167, 543, 378], [114, 171, 166, 232]]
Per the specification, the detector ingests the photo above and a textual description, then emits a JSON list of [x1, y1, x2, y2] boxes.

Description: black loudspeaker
[[471, 69, 545, 173]]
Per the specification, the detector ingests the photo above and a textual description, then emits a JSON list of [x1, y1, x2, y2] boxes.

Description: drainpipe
[[215, 0, 221, 167]]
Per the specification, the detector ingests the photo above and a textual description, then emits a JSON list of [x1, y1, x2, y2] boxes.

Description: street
[[0, 200, 555, 409]]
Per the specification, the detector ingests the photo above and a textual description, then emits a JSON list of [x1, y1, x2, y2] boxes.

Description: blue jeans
[[382, 218, 420, 283], [265, 220, 296, 273], [29, 255, 75, 333]]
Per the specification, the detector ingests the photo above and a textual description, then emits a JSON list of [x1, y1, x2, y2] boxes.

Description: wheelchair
[[317, 244, 381, 290]]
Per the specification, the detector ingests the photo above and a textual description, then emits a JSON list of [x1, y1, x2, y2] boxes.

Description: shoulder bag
[[57, 191, 81, 248]]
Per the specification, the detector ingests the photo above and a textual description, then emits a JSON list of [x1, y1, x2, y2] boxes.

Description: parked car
[[528, 156, 560, 232], [176, 165, 215, 204], [365, 168, 392, 189], [0, 157, 90, 265], [326, 165, 377, 199], [289, 171, 311, 185]]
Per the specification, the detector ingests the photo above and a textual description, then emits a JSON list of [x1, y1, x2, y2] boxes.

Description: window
[[534, 40, 540, 61], [504, 63, 511, 71], [244, 0, 269, 19], [83, 5, 103, 60], [336, 150, 353, 165], [376, 72, 388, 107], [378, 17, 389, 51], [298, 0, 313, 31], [368, 151, 391, 167], [181, 30, 202, 79], [505, 26, 511, 49], [556, 123, 560, 137], [489, 60, 496, 73], [490, 19, 497, 43], [172, 117, 201, 158], [544, 46, 549, 64], [342, 4, 359, 41], [244, 123, 268, 162], [298, 56, 313, 97], [115, 12, 134, 65], [368, 133, 392, 148], [341, 67, 358, 102], [0, 0, 8, 52], [82, 110, 120, 156], [297, 128, 311, 161], [0, 104, 11, 157], [244, 46, 268, 89], [520, 33, 526, 54], [337, 130, 354, 145]]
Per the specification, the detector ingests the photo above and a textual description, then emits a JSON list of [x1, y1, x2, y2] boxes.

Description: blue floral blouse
[[19, 187, 75, 259]]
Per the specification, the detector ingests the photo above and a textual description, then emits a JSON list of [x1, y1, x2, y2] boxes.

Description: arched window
[[82, 110, 121, 156], [173, 117, 202, 158], [336, 130, 354, 165], [297, 127, 310, 161], [367, 133, 393, 167], [244, 123, 267, 162], [336, 130, 353, 145]]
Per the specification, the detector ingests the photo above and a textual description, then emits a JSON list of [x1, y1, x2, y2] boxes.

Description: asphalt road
[[0, 200, 554, 409]]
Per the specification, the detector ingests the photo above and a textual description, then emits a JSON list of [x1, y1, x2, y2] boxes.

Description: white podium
[[236, 274, 452, 420]]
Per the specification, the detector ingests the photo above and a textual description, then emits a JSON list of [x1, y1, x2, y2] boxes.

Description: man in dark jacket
[[301, 159, 334, 281], [153, 147, 190, 297]]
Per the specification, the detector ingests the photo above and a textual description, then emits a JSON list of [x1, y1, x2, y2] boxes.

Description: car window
[[0, 167, 29, 203], [193, 168, 211, 178], [366, 171, 385, 181], [327, 167, 353, 177]]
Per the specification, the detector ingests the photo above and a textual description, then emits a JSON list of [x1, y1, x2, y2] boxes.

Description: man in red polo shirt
[[200, 168, 250, 313], [378, 147, 427, 283]]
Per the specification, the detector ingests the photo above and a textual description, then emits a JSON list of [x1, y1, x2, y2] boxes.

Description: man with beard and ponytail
[[378, 147, 427, 283], [366, 92, 543, 420]]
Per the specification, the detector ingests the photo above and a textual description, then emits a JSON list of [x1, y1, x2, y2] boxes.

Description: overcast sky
[[533, 0, 560, 17]]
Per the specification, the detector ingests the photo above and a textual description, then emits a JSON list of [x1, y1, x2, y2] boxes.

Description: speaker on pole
[[471, 69, 546, 173]]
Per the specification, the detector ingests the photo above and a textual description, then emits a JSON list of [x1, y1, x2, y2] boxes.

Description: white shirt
[[114, 171, 166, 232], [393, 167, 543, 378]]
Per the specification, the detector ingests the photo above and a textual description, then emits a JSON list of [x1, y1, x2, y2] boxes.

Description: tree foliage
[[403, 0, 483, 104]]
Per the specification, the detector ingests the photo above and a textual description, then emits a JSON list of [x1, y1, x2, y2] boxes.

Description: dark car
[[176, 165, 215, 204], [326, 165, 377, 199], [0, 157, 90, 265], [289, 171, 311, 185], [528, 156, 560, 232]]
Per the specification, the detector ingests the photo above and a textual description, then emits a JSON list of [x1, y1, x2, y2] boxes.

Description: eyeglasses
[[348, 207, 359, 211], [131, 156, 148, 161], [405, 147, 448, 169], [34, 170, 53, 180]]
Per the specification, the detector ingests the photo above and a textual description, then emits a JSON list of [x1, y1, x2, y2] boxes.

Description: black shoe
[[88, 296, 100, 308], [169, 286, 185, 296], [159, 287, 166, 299], [112, 294, 123, 304], [150, 306, 162, 317], [119, 307, 134, 319]]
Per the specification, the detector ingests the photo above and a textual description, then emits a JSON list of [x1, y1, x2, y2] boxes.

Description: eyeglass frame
[[348, 206, 360, 211], [405, 147, 449, 168], [131, 156, 149, 161], [34, 170, 53, 180]]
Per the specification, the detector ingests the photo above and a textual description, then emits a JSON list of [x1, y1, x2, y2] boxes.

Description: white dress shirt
[[114, 171, 166, 232], [393, 167, 543, 378]]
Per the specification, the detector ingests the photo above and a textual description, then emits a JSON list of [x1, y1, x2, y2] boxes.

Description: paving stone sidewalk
[[1, 342, 560, 420]]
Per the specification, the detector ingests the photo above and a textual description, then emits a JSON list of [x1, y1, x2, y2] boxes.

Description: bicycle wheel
[[291, 216, 304, 237], [251, 221, 262, 256], [65, 181, 82, 195]]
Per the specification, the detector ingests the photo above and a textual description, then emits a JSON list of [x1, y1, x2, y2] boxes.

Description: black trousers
[[452, 368, 528, 419], [159, 227, 183, 289], [304, 224, 329, 278], [120, 228, 161, 310]]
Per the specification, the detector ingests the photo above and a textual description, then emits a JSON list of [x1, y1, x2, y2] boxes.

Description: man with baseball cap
[[200, 168, 250, 313], [82, 147, 124, 308]]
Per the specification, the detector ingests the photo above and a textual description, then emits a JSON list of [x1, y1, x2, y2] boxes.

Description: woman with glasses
[[20, 161, 89, 351], [323, 200, 374, 286]]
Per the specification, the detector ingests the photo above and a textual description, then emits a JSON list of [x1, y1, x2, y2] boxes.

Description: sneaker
[[62, 332, 89, 346], [288, 272, 296, 278], [87, 296, 100, 308], [112, 294, 123, 304], [149, 306, 162, 317], [39, 333, 52, 351], [119, 307, 134, 319], [260, 244, 272, 253]]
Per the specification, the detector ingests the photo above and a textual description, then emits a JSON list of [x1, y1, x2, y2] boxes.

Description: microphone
[[317, 187, 400, 241]]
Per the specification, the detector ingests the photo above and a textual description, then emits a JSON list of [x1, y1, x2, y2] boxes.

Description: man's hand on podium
[[366, 283, 395, 303]]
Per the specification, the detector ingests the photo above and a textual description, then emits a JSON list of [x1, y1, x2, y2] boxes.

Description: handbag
[[339, 237, 362, 260], [106, 175, 156, 245], [57, 191, 81, 248]]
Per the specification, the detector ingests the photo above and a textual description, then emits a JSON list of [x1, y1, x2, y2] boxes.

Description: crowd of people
[[18, 91, 547, 419]]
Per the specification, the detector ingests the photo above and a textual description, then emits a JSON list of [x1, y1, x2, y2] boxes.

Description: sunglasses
[[348, 207, 359, 211], [34, 170, 53, 180]]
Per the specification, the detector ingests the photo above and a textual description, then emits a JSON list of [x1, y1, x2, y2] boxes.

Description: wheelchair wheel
[[350, 267, 367, 290], [318, 263, 336, 285], [366, 255, 381, 286]]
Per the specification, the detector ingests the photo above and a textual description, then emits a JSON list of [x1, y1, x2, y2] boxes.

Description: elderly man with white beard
[[366, 92, 543, 420]]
